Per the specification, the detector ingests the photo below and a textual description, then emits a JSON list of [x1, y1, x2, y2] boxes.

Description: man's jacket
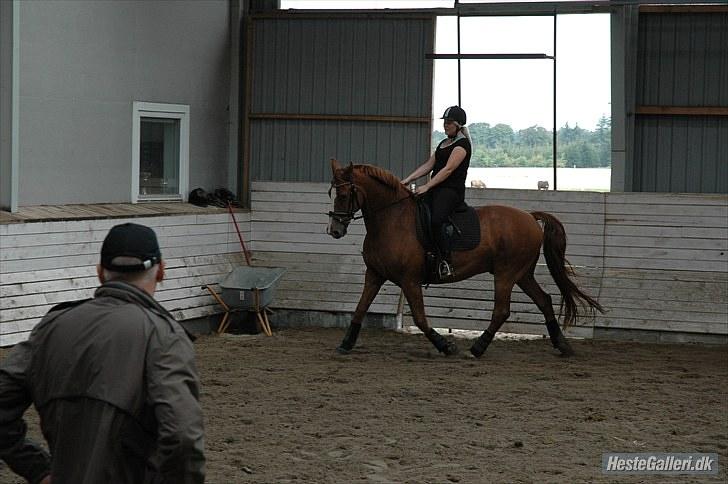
[[0, 281, 205, 484]]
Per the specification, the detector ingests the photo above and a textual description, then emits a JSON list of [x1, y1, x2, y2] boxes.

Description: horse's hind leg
[[517, 272, 575, 357], [401, 280, 459, 356], [470, 276, 515, 358], [337, 269, 385, 354]]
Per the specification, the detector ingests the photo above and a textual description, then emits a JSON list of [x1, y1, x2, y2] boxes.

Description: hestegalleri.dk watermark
[[602, 453, 719, 475]]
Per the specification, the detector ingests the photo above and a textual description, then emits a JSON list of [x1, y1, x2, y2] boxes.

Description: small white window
[[132, 102, 189, 202]]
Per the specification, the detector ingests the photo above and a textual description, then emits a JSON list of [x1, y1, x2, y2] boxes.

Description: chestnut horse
[[327, 160, 603, 357]]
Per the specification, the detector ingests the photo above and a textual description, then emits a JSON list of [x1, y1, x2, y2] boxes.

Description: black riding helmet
[[441, 106, 466, 126]]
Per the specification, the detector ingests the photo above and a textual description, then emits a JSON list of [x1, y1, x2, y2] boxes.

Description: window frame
[[131, 101, 190, 203]]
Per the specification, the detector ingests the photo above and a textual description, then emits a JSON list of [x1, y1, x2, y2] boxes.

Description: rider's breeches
[[428, 186, 462, 255]]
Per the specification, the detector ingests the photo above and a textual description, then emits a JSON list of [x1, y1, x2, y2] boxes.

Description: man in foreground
[[0, 222, 205, 483]]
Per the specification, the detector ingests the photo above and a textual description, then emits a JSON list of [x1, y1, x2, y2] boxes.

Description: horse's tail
[[531, 211, 604, 328]]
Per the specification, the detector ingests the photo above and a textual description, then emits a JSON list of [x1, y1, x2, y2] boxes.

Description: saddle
[[415, 198, 481, 282]]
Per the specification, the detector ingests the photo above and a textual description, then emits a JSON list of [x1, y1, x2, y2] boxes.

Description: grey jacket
[[0, 281, 205, 484]]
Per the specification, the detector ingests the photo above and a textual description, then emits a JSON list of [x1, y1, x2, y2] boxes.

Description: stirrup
[[438, 260, 454, 279]]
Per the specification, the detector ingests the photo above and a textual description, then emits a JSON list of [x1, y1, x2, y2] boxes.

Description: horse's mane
[[354, 164, 403, 192]]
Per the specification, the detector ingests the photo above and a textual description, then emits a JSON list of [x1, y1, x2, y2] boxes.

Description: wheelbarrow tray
[[219, 266, 286, 310]]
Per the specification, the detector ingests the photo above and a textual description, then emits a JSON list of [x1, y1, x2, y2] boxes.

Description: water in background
[[466, 167, 611, 191]]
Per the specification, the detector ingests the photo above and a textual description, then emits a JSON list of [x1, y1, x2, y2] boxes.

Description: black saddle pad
[[415, 199, 481, 252]]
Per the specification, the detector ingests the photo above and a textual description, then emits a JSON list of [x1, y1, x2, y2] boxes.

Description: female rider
[[401, 106, 472, 278]]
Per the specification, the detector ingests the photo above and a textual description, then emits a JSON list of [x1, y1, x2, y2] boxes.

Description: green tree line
[[432, 115, 611, 168]]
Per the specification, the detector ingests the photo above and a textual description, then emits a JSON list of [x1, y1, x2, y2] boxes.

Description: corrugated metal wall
[[634, 115, 727, 193], [248, 15, 434, 182], [632, 10, 728, 193]]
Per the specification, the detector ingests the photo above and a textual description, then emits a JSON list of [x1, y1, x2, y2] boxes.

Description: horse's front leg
[[401, 281, 459, 356], [337, 268, 385, 354]]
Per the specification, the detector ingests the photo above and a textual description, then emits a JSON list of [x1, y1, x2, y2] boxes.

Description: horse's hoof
[[470, 343, 485, 358], [336, 346, 352, 355], [557, 344, 575, 357], [553, 335, 575, 357], [444, 342, 459, 356]]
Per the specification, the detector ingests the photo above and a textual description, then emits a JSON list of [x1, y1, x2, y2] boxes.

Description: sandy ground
[[1, 327, 727, 483]]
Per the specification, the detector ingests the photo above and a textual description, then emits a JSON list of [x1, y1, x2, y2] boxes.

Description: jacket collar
[[95, 281, 197, 341], [95, 281, 173, 320]]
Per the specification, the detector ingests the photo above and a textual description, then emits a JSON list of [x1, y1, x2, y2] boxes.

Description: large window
[[434, 14, 611, 191], [131, 102, 189, 202]]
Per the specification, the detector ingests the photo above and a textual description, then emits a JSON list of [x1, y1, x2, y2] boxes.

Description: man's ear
[[156, 261, 165, 283], [330, 158, 341, 175], [96, 264, 106, 284]]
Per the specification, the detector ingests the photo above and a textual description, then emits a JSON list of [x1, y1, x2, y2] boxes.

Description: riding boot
[[437, 223, 455, 279]]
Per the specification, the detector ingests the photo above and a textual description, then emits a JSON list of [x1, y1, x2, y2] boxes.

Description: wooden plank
[[2, 222, 238, 249], [606, 225, 728, 240], [601, 267, 728, 283], [0, 253, 244, 286], [599, 296, 727, 315], [253, 200, 605, 226], [0, 212, 248, 236], [606, 201, 728, 219], [604, 257, 726, 272], [599, 286, 726, 304], [604, 246, 726, 262], [605, 214, 726, 229], [0, 331, 32, 347], [1, 244, 240, 273], [606, 235, 725, 251], [596, 317, 728, 335], [1, 261, 238, 298], [253, 188, 607, 214], [606, 192, 728, 206], [1, 232, 241, 261], [269, 298, 397, 315]]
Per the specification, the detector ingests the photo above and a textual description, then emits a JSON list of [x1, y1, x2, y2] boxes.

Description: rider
[[402, 106, 472, 278]]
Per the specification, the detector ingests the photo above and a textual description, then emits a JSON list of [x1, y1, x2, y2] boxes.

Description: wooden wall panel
[[2, 183, 726, 345], [0, 213, 249, 345]]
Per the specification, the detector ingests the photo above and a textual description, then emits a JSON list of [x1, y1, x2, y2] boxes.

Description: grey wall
[[1, 0, 15, 210], [248, 15, 434, 182], [17, 0, 231, 205], [631, 10, 728, 193]]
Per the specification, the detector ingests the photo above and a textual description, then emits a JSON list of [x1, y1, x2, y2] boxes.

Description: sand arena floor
[[1, 327, 726, 483]]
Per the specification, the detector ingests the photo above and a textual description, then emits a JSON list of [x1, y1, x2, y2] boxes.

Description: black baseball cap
[[100, 223, 162, 272]]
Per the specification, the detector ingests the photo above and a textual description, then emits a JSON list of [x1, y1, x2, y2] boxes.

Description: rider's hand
[[40, 475, 51, 484], [415, 184, 430, 196]]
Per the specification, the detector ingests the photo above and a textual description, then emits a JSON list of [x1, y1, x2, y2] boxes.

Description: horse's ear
[[345, 162, 354, 174], [330, 158, 341, 174]]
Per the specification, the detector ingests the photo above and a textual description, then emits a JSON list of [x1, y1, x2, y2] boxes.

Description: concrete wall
[[16, 0, 231, 205], [0, 0, 17, 211]]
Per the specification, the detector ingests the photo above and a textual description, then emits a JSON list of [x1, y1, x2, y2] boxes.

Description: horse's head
[[327, 158, 363, 239]]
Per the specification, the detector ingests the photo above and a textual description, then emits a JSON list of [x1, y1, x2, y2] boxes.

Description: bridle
[[328, 180, 362, 224], [328, 178, 413, 224]]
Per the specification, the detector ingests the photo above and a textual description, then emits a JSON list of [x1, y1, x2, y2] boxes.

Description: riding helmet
[[441, 106, 467, 126]]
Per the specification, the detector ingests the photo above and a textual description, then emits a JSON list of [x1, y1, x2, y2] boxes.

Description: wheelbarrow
[[203, 266, 286, 336]]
